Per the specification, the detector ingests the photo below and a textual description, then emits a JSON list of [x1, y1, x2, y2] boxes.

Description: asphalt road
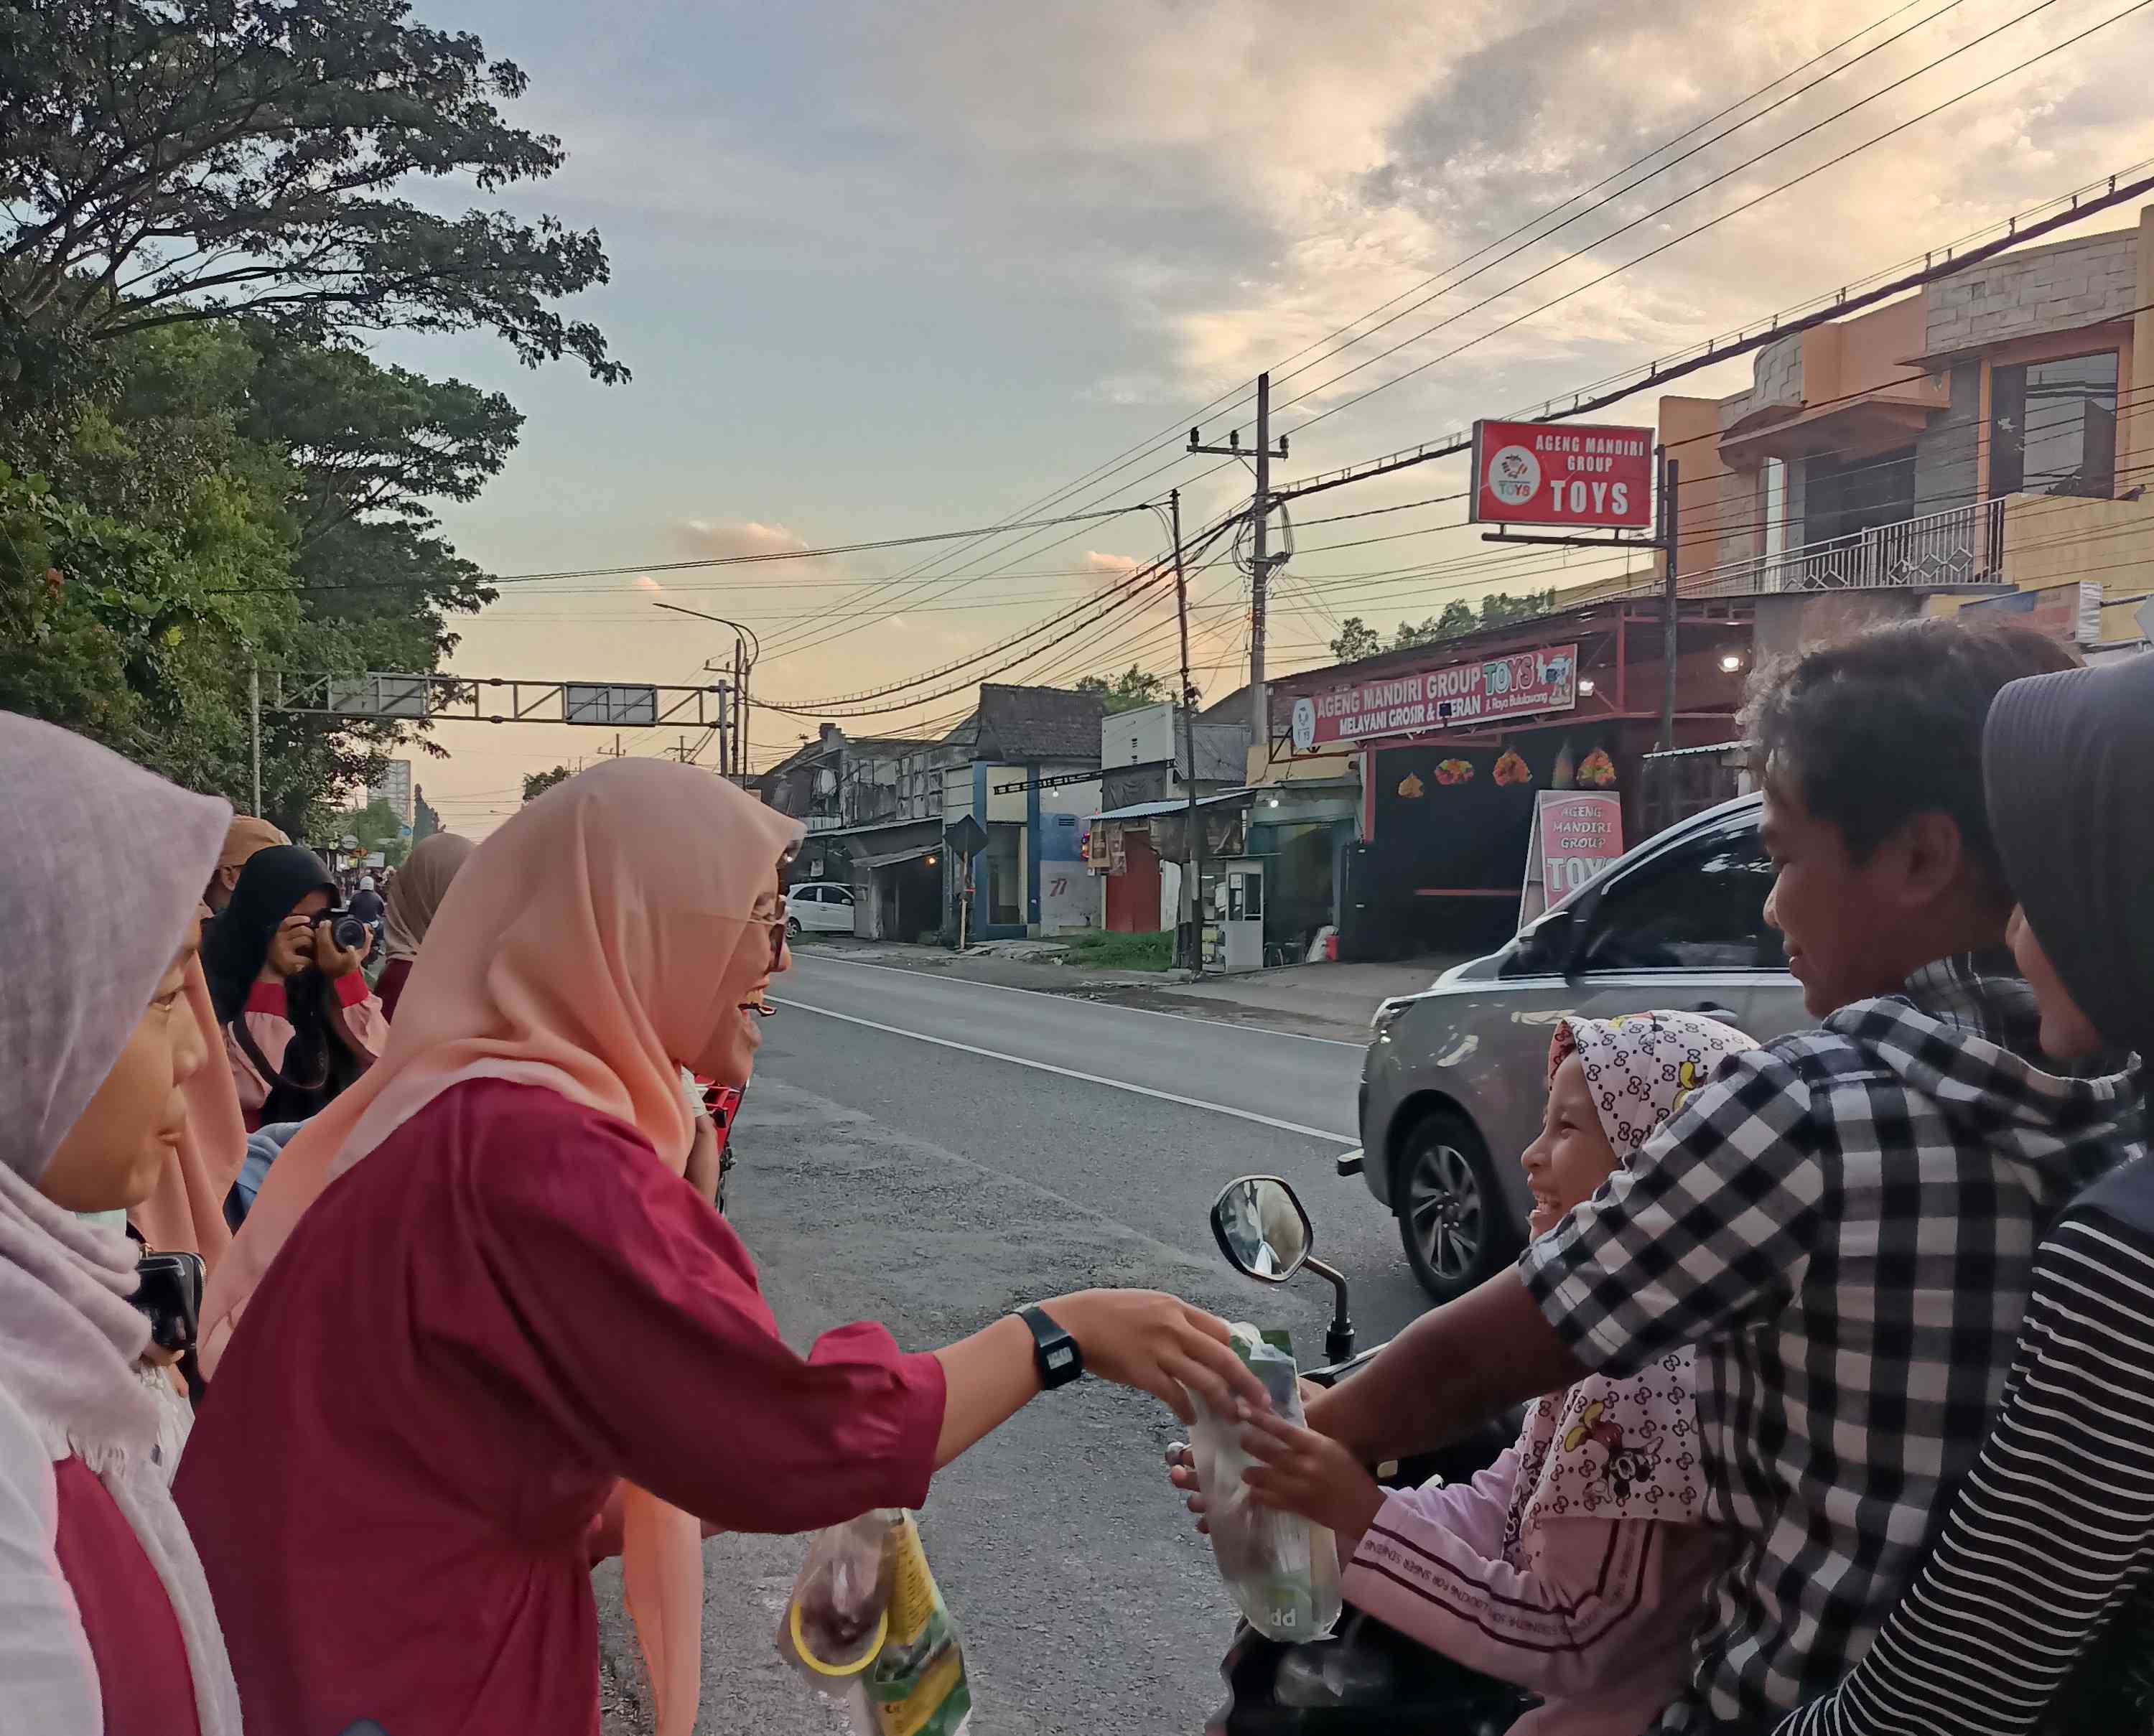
[[596, 951, 1440, 1735]]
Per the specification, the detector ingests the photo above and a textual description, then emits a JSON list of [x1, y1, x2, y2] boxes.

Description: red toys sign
[[1470, 419, 1655, 530]]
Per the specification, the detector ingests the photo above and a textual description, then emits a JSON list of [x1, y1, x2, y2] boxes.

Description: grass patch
[[1061, 929, 1174, 971]]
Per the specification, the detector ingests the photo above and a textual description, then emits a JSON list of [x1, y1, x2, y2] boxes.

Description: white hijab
[[0, 711, 242, 1736]]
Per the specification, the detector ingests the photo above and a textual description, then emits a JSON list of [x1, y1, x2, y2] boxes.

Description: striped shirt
[[1779, 1161, 2154, 1736]]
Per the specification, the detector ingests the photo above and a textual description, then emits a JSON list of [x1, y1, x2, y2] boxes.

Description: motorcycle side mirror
[[1209, 1175, 1313, 1283], [1209, 1175, 1356, 1362]]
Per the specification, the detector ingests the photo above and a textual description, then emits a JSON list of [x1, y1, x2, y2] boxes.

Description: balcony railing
[[1684, 498, 2006, 597]]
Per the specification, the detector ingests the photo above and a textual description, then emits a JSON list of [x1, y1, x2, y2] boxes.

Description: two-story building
[[757, 724, 942, 935], [1641, 205, 2154, 661]]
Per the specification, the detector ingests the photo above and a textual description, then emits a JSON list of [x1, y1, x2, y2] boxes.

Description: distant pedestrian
[[372, 832, 475, 1021]]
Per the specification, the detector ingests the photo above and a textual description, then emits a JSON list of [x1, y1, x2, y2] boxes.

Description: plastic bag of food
[[779, 1510, 894, 1681], [778, 1508, 973, 1736], [1185, 1325, 1342, 1643]]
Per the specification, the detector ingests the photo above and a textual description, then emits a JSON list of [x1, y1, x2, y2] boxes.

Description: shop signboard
[[1959, 580, 2103, 647], [1288, 643, 1578, 752], [1519, 791, 1626, 928], [1470, 419, 1655, 529]]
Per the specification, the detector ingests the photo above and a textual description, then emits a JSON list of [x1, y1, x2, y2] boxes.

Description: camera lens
[[332, 915, 368, 951]]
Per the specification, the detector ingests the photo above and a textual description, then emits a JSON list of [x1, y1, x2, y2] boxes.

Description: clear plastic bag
[[1186, 1325, 1343, 1643], [778, 1508, 974, 1736]]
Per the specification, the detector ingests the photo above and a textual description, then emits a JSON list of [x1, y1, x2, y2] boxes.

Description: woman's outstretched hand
[[1044, 1290, 1269, 1425]]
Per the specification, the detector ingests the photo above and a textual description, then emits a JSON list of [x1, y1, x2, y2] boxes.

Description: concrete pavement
[[597, 949, 1438, 1734]]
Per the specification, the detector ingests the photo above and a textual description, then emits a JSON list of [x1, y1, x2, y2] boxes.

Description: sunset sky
[[375, 0, 2154, 834]]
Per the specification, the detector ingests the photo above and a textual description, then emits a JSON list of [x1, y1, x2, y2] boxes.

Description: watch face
[[1043, 1343, 1078, 1376]]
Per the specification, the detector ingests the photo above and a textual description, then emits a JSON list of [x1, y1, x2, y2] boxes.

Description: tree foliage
[[1328, 590, 1561, 663], [1075, 666, 1171, 714], [1328, 617, 1381, 662], [329, 795, 408, 864], [522, 764, 573, 801], [0, 0, 623, 382]]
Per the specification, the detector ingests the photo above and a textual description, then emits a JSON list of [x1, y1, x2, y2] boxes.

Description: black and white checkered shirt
[[1521, 954, 2144, 1732]]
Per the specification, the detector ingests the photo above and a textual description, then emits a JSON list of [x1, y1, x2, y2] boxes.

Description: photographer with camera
[[202, 844, 385, 1130]]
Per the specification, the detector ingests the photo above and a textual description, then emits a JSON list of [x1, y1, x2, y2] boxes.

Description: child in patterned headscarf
[[1231, 1011, 1757, 1736]]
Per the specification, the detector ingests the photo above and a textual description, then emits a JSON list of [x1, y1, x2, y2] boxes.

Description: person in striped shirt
[[1779, 648, 2154, 1736]]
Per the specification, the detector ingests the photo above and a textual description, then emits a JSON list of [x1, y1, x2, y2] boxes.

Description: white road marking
[[773, 998, 1358, 1144], [789, 950, 1373, 1047]]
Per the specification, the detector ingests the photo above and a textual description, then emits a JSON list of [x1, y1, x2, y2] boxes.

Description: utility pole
[[1190, 375, 1289, 757], [248, 663, 262, 817], [1168, 489, 1206, 975], [1658, 452, 1682, 833], [598, 733, 625, 760]]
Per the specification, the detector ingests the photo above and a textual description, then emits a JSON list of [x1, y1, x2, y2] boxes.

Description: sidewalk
[[796, 934, 1463, 1040]]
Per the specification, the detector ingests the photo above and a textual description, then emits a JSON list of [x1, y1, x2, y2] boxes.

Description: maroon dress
[[373, 956, 411, 1022], [176, 1078, 946, 1736], [51, 1460, 202, 1736]]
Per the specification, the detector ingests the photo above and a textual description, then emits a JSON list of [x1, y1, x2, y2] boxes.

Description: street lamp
[[653, 602, 763, 776], [1719, 651, 1745, 674]]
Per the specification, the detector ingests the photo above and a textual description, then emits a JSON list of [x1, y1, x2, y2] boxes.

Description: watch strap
[[1020, 1305, 1084, 1389]]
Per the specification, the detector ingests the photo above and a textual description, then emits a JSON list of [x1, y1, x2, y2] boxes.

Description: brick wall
[[1925, 232, 2138, 353]]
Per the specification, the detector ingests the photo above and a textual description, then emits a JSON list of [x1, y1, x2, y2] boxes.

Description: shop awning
[[1089, 789, 1251, 823], [1641, 739, 1751, 762], [855, 842, 940, 871]]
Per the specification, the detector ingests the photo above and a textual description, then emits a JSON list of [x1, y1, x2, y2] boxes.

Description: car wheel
[[785, 915, 803, 938], [1393, 1111, 1519, 1304]]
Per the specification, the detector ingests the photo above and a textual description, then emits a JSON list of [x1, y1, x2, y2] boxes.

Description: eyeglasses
[[754, 899, 788, 973]]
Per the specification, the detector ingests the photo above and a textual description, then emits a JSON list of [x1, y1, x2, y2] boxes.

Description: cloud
[[1085, 551, 1140, 574], [633, 574, 664, 595], [672, 518, 811, 561]]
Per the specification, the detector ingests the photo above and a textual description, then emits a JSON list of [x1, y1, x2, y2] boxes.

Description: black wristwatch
[[1020, 1305, 1085, 1390]]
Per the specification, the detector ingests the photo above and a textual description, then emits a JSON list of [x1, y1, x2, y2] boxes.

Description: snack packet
[[1185, 1325, 1343, 1643], [779, 1509, 973, 1736]]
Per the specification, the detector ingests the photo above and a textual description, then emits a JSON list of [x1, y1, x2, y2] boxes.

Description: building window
[[1804, 446, 1916, 543], [1991, 351, 2117, 498]]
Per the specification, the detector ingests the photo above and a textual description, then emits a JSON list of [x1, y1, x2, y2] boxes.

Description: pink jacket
[[223, 974, 386, 1129], [1341, 1447, 1732, 1736]]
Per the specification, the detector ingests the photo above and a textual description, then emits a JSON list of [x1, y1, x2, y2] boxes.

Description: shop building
[[931, 684, 1106, 941], [1090, 701, 1249, 935], [1255, 599, 1754, 961]]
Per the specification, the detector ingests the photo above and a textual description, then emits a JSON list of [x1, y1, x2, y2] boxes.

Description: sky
[[372, 0, 2154, 835]]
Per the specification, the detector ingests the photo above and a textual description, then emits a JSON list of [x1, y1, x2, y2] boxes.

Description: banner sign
[[1471, 419, 1655, 529], [1288, 643, 1578, 751], [1519, 791, 1626, 928]]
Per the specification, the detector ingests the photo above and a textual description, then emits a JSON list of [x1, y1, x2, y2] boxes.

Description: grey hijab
[[0, 712, 241, 1735], [1985, 653, 2154, 1062]]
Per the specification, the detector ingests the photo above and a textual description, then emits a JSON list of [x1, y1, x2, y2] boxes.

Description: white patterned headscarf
[[0, 712, 241, 1735], [1501, 1011, 1758, 1557]]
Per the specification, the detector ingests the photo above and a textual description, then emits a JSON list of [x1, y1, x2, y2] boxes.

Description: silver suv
[[1349, 794, 1810, 1302]]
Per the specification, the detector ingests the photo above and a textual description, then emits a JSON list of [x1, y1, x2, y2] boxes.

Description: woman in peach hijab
[[180, 760, 1260, 1736]]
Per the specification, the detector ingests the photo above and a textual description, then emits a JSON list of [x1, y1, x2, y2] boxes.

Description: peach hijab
[[200, 758, 804, 1736]]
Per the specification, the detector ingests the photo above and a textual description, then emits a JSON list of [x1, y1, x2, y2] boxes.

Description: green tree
[[1477, 589, 1557, 630], [1328, 617, 1381, 662], [1393, 601, 1476, 649], [1076, 666, 1170, 713], [0, 0, 624, 383], [330, 795, 408, 865], [523, 765, 574, 802]]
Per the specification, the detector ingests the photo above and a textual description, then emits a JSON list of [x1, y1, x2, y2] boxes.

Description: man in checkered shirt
[[1300, 621, 2144, 1732]]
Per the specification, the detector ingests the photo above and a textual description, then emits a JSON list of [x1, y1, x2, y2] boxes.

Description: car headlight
[[1371, 997, 1413, 1035]]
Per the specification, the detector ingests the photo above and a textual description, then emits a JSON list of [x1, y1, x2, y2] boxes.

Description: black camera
[[131, 1251, 205, 1355], [315, 905, 370, 951]]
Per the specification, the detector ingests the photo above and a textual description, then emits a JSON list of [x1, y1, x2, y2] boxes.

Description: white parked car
[[786, 881, 857, 936]]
